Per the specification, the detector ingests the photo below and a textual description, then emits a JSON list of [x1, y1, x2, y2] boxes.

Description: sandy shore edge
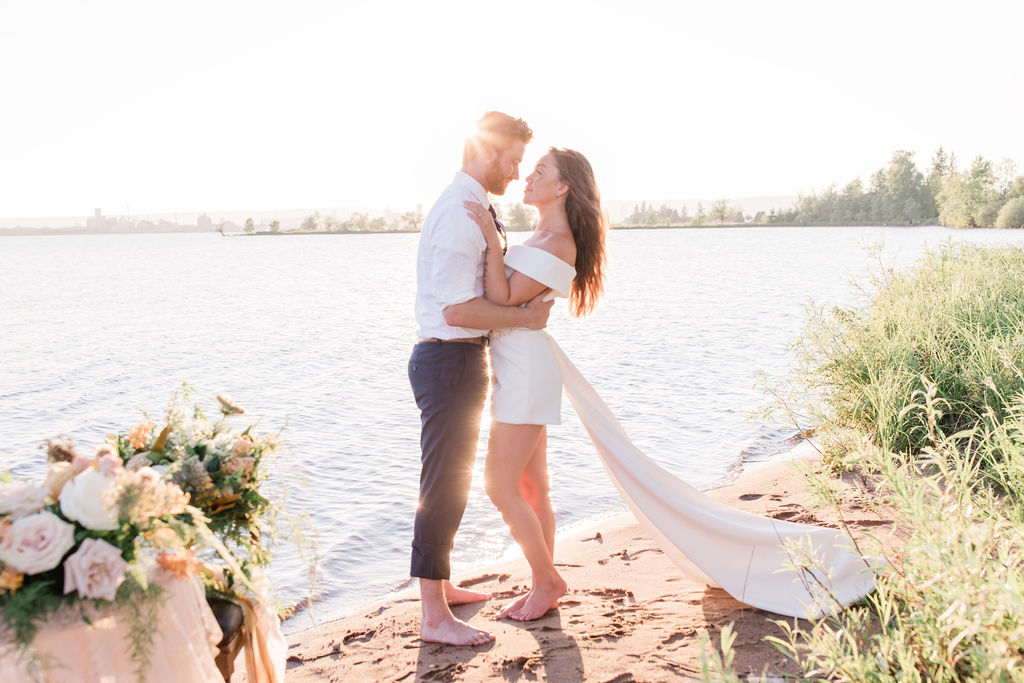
[[264, 444, 897, 681]]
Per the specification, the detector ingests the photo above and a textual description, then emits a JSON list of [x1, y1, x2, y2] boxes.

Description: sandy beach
[[274, 448, 898, 682]]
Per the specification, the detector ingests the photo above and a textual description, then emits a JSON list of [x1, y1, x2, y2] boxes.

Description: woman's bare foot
[[443, 580, 490, 605], [496, 592, 530, 618], [420, 614, 495, 647], [508, 578, 567, 621]]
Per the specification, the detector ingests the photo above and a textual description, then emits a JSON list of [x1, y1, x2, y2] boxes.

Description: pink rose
[[94, 447, 124, 477], [0, 481, 46, 518], [0, 510, 76, 575], [63, 537, 128, 601]]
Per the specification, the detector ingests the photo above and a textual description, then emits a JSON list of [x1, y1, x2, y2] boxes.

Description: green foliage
[[768, 149, 1020, 229], [996, 197, 1024, 229], [768, 387, 1024, 681], [758, 243, 1024, 680], [243, 217, 255, 234], [790, 243, 1024, 470], [699, 623, 744, 682], [506, 202, 537, 231]]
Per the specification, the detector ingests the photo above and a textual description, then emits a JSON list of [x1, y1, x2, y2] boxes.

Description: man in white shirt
[[409, 111, 552, 646]]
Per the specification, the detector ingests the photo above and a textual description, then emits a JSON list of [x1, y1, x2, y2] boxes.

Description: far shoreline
[[0, 223, 964, 238]]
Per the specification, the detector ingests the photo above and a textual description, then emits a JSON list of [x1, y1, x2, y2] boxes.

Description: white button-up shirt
[[414, 171, 489, 339]]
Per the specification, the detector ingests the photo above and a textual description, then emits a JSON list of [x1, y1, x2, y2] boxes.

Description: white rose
[[0, 510, 76, 574], [59, 469, 120, 531], [0, 481, 46, 518]]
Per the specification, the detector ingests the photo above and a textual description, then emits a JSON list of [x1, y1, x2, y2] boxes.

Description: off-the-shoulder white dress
[[490, 244, 881, 619], [489, 245, 576, 425]]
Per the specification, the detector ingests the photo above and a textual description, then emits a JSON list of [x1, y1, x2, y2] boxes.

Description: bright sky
[[2, 0, 1022, 218]]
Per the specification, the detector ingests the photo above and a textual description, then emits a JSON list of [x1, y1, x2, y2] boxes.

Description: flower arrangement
[[0, 442, 197, 646], [112, 391, 281, 592], [0, 391, 291, 662]]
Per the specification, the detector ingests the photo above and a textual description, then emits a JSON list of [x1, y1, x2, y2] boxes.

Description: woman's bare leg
[[486, 422, 566, 621], [520, 426, 555, 558]]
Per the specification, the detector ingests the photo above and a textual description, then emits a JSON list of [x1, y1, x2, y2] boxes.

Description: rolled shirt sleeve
[[430, 202, 488, 311]]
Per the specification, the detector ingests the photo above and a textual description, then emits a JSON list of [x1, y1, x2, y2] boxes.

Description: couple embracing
[[408, 111, 600, 646], [408, 111, 880, 648]]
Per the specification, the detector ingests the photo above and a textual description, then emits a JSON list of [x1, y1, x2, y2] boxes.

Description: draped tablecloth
[[1, 570, 224, 683]]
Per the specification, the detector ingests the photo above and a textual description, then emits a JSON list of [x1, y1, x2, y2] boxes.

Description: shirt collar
[[454, 171, 489, 206]]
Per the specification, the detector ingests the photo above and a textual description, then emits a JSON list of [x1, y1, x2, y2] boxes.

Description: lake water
[[3, 225, 1024, 631]]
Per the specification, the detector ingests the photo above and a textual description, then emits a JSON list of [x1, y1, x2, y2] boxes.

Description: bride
[[466, 147, 604, 621], [467, 148, 879, 622]]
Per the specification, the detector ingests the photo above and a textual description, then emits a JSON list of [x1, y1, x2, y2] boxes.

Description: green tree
[[507, 203, 534, 231], [693, 203, 706, 226], [709, 199, 730, 225], [243, 217, 255, 234], [938, 156, 1000, 228], [299, 212, 321, 231], [995, 197, 1024, 229], [269, 220, 280, 233]]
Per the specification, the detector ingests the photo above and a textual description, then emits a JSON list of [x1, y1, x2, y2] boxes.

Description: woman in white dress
[[465, 147, 606, 621], [469, 150, 880, 622]]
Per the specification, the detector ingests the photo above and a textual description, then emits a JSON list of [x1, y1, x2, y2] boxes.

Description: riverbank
[[271, 448, 899, 682]]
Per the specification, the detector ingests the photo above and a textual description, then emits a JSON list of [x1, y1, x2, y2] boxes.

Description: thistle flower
[[171, 456, 214, 496]]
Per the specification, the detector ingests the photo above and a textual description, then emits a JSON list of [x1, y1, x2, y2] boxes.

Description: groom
[[409, 111, 551, 646]]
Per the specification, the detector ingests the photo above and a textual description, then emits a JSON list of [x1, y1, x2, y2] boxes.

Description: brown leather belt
[[418, 336, 488, 347]]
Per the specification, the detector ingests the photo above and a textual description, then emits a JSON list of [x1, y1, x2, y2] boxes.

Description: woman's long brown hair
[[550, 147, 607, 317]]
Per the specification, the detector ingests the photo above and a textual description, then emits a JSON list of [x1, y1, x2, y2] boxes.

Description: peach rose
[[231, 434, 254, 458], [63, 537, 128, 601], [223, 456, 255, 477], [0, 510, 76, 575], [43, 462, 79, 501]]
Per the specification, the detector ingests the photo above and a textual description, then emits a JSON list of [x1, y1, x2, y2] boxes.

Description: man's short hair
[[463, 111, 533, 165]]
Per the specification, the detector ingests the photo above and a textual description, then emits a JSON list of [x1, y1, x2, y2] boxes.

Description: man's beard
[[484, 158, 508, 195]]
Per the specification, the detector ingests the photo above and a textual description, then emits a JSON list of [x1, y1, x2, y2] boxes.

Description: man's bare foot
[[496, 592, 530, 619], [420, 615, 495, 647], [443, 580, 490, 606], [509, 578, 567, 621]]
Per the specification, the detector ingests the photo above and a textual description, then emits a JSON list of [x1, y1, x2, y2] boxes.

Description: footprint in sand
[[739, 493, 765, 501]]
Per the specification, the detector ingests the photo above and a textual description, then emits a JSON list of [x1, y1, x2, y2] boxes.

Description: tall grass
[[792, 243, 1024, 473], [705, 243, 1024, 681]]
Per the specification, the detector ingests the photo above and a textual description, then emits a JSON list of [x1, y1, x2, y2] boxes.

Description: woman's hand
[[464, 200, 502, 249]]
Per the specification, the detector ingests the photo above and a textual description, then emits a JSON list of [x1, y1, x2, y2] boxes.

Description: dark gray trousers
[[408, 340, 488, 579]]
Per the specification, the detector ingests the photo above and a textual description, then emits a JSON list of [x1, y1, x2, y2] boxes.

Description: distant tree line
[[767, 149, 1024, 228], [619, 200, 749, 227]]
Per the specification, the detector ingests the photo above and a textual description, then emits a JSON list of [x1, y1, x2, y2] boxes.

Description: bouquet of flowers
[[0, 391, 291, 655], [0, 441, 199, 647]]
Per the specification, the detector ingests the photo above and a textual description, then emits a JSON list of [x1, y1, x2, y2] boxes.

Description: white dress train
[[498, 244, 880, 619], [551, 339, 880, 619]]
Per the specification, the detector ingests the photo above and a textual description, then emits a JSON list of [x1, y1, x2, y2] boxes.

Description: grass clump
[[792, 242, 1024, 473], [769, 385, 1024, 681]]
